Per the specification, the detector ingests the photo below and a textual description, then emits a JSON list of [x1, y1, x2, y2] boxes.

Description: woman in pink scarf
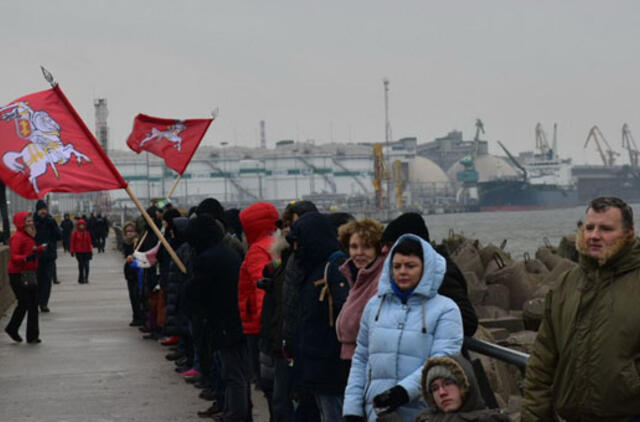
[[335, 219, 385, 360]]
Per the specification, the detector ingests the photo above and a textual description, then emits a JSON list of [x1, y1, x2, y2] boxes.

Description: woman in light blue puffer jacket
[[343, 234, 464, 422]]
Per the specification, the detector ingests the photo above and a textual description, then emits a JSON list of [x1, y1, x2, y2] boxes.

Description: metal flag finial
[[211, 107, 219, 119], [40, 66, 57, 87]]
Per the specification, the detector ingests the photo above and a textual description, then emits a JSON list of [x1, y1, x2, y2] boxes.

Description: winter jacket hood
[[187, 213, 224, 253], [9, 211, 37, 273], [240, 202, 278, 245], [421, 355, 484, 412], [13, 211, 31, 233], [378, 233, 446, 300], [172, 217, 189, 244], [288, 212, 341, 269], [77, 219, 87, 229]]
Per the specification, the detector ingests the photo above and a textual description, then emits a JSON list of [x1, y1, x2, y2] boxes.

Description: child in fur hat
[[417, 355, 511, 421]]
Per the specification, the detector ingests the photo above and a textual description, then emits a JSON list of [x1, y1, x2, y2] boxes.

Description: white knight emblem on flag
[[139, 122, 187, 151], [0, 101, 91, 193]]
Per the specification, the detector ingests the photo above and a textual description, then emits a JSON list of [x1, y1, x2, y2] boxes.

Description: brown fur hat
[[421, 356, 470, 408]]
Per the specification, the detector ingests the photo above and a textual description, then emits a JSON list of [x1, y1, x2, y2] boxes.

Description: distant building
[[417, 130, 489, 172]]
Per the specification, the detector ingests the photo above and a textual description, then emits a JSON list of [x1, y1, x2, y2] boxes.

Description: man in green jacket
[[522, 197, 640, 422]]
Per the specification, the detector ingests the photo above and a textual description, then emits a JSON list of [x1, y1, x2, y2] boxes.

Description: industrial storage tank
[[408, 156, 451, 184]]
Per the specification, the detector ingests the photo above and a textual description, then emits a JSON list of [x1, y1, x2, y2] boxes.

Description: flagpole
[[125, 185, 186, 274], [134, 231, 148, 253], [166, 174, 182, 199]]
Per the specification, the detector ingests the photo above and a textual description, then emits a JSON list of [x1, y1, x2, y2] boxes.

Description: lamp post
[[221, 142, 228, 203]]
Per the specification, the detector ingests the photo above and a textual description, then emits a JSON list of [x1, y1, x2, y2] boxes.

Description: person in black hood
[[60, 213, 74, 253], [381, 213, 478, 337], [287, 212, 350, 422], [186, 213, 251, 421], [33, 200, 61, 313]]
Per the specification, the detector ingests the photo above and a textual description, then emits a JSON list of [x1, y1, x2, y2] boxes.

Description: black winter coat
[[288, 212, 352, 394], [259, 244, 291, 357], [186, 213, 244, 349], [435, 245, 479, 337], [165, 218, 192, 337], [33, 213, 61, 262]]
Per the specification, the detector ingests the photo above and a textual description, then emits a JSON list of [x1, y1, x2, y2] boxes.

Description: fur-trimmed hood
[[576, 225, 639, 269], [421, 354, 485, 413]]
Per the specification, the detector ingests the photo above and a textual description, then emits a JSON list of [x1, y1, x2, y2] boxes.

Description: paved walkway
[[0, 241, 268, 422]]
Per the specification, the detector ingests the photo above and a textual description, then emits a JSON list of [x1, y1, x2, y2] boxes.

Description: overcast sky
[[1, 0, 639, 165]]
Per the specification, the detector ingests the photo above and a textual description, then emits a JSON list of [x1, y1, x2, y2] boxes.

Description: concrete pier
[[0, 244, 268, 422]]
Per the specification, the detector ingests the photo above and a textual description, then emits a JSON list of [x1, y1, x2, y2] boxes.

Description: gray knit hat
[[425, 364, 457, 392]]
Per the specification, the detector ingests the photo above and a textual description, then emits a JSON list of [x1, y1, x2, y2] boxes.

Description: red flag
[[0, 86, 127, 199], [126, 114, 213, 175]]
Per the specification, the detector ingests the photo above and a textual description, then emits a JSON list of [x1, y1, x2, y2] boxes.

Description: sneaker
[[181, 368, 200, 377], [27, 338, 42, 344], [40, 306, 50, 313], [160, 336, 180, 346]]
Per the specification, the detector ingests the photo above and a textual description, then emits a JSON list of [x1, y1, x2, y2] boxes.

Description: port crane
[[584, 125, 619, 167], [535, 123, 557, 160], [622, 123, 639, 167]]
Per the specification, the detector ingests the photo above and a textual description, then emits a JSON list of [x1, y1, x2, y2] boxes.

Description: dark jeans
[[246, 334, 260, 382], [125, 268, 143, 322], [220, 341, 252, 422], [76, 253, 91, 282], [272, 356, 294, 422], [37, 260, 55, 308], [6, 273, 39, 341]]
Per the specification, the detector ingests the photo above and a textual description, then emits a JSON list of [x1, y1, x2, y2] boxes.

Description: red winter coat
[[238, 202, 278, 335], [70, 220, 93, 254], [8, 211, 38, 274]]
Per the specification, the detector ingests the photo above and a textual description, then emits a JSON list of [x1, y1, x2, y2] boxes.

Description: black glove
[[344, 416, 366, 422], [25, 253, 37, 262], [372, 385, 409, 416]]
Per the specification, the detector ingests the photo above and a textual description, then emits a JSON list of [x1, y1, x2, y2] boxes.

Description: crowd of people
[[5, 195, 640, 421], [120, 196, 532, 422]]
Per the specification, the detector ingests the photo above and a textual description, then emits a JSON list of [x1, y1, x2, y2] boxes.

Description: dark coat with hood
[[164, 217, 192, 337], [288, 212, 351, 394], [33, 200, 61, 262], [185, 213, 244, 349], [417, 355, 511, 422]]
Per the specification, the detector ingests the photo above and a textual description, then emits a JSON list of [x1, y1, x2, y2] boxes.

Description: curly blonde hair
[[338, 218, 384, 253]]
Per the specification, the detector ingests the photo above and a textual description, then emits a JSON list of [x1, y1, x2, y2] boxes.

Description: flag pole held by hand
[[125, 185, 186, 274]]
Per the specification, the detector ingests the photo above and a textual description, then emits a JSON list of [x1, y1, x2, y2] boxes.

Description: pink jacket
[[335, 255, 385, 360]]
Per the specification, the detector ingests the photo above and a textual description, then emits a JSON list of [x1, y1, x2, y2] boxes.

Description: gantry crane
[[584, 125, 619, 167], [622, 123, 639, 167]]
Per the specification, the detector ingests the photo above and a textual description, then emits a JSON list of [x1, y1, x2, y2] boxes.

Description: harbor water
[[425, 204, 640, 259]]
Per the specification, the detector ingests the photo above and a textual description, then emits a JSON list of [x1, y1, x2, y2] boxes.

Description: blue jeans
[[314, 393, 344, 422]]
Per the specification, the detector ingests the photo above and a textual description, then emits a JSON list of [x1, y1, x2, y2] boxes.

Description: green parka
[[522, 237, 640, 422]]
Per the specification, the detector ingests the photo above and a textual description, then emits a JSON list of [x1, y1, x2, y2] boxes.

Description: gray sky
[[1, 0, 639, 165]]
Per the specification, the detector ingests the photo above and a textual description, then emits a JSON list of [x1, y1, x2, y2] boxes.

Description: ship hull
[[477, 180, 579, 211]]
